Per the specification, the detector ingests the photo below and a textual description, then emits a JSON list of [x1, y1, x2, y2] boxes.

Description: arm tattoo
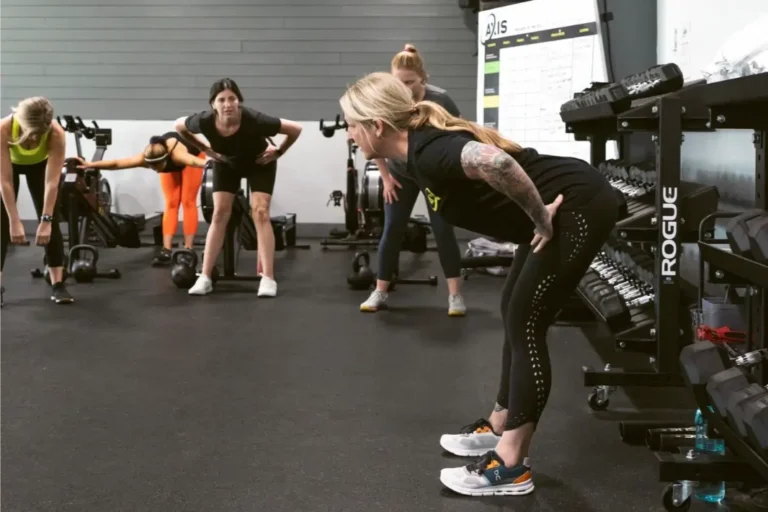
[[460, 141, 549, 229]]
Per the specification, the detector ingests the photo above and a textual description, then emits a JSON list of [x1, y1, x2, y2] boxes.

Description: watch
[[41, 214, 54, 223]]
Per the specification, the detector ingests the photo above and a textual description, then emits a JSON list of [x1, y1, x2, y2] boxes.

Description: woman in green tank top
[[0, 96, 73, 305]]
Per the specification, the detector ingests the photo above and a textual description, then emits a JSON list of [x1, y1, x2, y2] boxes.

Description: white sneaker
[[188, 274, 213, 295], [360, 290, 388, 312], [440, 451, 534, 496], [440, 418, 502, 457], [258, 276, 277, 297]]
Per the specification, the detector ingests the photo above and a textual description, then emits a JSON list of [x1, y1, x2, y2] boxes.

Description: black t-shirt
[[185, 107, 281, 170], [408, 127, 610, 243], [156, 131, 198, 173]]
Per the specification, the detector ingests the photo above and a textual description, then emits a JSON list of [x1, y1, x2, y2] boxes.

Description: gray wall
[[1, 0, 479, 121]]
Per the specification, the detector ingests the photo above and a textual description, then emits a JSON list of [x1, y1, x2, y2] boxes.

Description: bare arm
[[81, 153, 145, 170], [174, 116, 214, 156], [0, 119, 19, 223], [275, 118, 302, 155], [460, 141, 550, 232], [42, 124, 67, 217], [169, 142, 206, 168]]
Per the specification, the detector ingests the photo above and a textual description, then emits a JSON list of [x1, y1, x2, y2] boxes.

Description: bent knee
[[211, 208, 232, 225], [252, 206, 270, 223]]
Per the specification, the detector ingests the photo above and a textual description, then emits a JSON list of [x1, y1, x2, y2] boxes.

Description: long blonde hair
[[340, 72, 521, 154], [9, 96, 54, 146]]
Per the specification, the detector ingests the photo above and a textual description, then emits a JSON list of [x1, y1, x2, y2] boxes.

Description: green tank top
[[8, 116, 49, 165]]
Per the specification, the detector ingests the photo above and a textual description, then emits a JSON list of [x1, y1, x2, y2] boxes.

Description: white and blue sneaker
[[440, 450, 534, 497]]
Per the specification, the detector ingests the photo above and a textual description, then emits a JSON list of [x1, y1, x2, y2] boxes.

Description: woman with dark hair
[[363, 43, 466, 316], [340, 72, 619, 496], [78, 133, 207, 265], [174, 78, 303, 297], [1, 96, 73, 306]]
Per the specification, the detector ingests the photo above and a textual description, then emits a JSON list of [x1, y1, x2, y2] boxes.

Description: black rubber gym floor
[[0, 242, 741, 511]]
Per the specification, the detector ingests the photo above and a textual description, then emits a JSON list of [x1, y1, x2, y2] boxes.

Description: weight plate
[[200, 161, 214, 225], [361, 162, 384, 212]]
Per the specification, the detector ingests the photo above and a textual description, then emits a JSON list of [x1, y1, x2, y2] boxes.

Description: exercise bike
[[318, 115, 433, 253], [169, 161, 310, 289], [36, 116, 146, 283]]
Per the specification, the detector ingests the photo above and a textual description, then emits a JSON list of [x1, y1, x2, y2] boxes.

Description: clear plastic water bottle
[[694, 408, 726, 502]]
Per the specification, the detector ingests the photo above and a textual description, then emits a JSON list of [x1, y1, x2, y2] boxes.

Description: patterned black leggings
[[497, 185, 619, 430]]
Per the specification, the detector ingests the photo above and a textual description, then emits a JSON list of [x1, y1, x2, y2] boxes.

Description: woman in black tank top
[[79, 132, 208, 265]]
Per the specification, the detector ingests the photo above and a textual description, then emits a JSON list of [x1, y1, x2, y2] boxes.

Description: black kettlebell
[[347, 251, 375, 290], [171, 249, 199, 289], [68, 244, 98, 283]]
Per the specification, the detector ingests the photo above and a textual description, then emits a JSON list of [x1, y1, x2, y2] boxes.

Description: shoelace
[[459, 418, 491, 435], [466, 452, 496, 475]]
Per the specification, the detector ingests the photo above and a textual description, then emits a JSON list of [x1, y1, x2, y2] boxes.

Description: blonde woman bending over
[[340, 72, 619, 497], [1, 97, 72, 306]]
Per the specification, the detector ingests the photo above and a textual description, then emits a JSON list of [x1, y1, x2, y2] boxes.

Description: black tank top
[[156, 132, 199, 172]]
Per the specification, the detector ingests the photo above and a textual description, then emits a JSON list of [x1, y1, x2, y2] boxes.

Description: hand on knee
[[252, 206, 270, 225]]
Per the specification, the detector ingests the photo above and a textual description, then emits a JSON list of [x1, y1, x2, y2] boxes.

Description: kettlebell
[[68, 244, 98, 283], [347, 251, 375, 290], [170, 249, 198, 289]]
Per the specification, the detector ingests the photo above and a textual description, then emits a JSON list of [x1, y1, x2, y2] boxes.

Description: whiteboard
[[477, 0, 616, 163]]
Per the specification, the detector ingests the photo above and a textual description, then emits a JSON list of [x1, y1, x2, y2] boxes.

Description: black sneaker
[[152, 248, 173, 267], [51, 282, 74, 304]]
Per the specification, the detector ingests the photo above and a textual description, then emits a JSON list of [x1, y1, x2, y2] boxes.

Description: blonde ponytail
[[408, 101, 522, 154], [340, 72, 522, 154]]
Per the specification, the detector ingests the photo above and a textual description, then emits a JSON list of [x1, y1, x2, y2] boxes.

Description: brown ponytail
[[408, 101, 523, 154], [391, 43, 428, 80]]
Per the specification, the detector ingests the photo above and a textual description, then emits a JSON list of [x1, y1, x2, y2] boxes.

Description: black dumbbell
[[679, 341, 730, 386], [727, 384, 767, 438], [725, 210, 768, 263], [740, 393, 768, 453]]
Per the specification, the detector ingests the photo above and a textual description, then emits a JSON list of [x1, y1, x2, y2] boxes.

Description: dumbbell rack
[[693, 74, 768, 385], [563, 75, 724, 406]]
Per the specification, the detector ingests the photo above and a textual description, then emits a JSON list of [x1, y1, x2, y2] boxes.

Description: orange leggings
[[159, 163, 204, 236]]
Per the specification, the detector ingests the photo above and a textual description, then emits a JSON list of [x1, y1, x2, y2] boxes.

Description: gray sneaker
[[449, 294, 467, 317], [360, 290, 388, 312]]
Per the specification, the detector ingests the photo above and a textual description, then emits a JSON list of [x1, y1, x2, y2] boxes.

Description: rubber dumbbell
[[726, 210, 768, 261], [726, 384, 767, 438], [707, 367, 751, 417], [679, 341, 729, 386], [742, 394, 768, 453], [747, 215, 768, 264]]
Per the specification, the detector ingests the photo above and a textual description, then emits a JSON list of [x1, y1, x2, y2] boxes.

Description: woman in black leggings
[[362, 44, 466, 316], [1, 97, 72, 306], [340, 73, 618, 496]]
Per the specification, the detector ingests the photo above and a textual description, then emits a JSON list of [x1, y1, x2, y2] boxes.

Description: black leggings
[[1, 161, 66, 270], [497, 184, 619, 430], [378, 171, 462, 281]]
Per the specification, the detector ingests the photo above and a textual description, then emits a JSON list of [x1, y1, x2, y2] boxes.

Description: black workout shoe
[[152, 247, 173, 267], [51, 282, 74, 304]]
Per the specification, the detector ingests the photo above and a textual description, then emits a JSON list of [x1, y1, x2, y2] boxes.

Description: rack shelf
[[699, 243, 768, 289]]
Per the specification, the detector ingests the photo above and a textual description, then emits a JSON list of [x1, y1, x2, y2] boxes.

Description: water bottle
[[693, 408, 726, 502]]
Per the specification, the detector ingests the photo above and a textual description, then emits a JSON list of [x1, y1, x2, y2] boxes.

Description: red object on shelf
[[696, 324, 747, 344]]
